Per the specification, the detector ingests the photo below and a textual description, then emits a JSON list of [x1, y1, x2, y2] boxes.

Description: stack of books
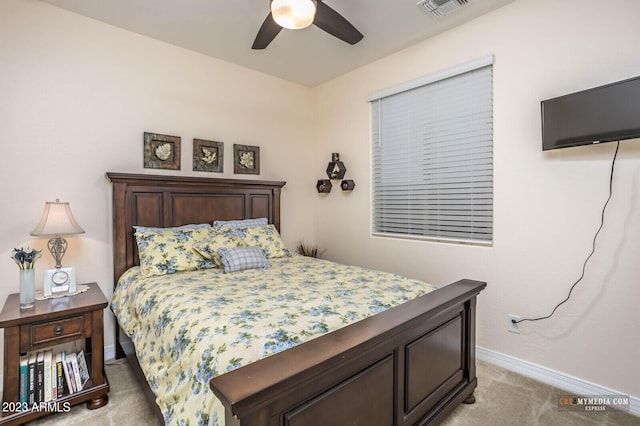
[[19, 350, 90, 406]]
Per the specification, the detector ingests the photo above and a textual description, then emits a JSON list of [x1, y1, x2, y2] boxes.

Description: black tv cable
[[513, 141, 620, 325]]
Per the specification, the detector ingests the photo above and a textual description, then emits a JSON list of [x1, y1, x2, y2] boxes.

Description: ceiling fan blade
[[313, 1, 363, 45], [252, 12, 283, 49]]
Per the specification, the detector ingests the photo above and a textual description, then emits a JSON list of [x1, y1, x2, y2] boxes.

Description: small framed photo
[[234, 144, 260, 175], [193, 139, 223, 173], [144, 132, 181, 170]]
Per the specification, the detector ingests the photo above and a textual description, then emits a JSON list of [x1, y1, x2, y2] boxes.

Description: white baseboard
[[476, 346, 640, 418], [105, 344, 116, 361]]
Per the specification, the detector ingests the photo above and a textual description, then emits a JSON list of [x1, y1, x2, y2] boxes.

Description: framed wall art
[[233, 144, 260, 175], [143, 132, 181, 170], [193, 139, 223, 173]]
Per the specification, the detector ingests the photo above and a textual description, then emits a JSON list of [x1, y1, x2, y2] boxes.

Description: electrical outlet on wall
[[508, 314, 521, 334]]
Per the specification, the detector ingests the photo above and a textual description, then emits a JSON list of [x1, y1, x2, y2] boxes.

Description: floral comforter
[[111, 255, 436, 425]]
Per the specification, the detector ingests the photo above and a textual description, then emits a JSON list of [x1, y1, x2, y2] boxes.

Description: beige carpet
[[22, 359, 637, 426], [440, 361, 637, 426]]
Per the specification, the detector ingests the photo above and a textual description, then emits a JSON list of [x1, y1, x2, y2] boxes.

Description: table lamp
[[30, 199, 85, 296]]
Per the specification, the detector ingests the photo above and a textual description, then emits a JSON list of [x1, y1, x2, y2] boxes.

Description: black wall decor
[[326, 153, 347, 179], [317, 153, 355, 193], [341, 180, 356, 191], [316, 179, 332, 193]]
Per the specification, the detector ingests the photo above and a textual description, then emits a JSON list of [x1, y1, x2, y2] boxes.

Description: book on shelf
[[36, 351, 44, 404], [43, 349, 53, 402], [19, 355, 28, 404], [27, 352, 37, 405], [77, 350, 90, 388], [62, 351, 76, 394], [68, 352, 83, 391], [51, 351, 57, 400], [55, 352, 65, 398]]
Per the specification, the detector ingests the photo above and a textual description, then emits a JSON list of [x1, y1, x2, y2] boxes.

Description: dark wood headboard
[[106, 172, 286, 289]]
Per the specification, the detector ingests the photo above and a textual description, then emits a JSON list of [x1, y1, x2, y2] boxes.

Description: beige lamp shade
[[30, 199, 85, 237]]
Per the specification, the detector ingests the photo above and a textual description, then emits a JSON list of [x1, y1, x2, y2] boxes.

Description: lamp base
[[44, 267, 77, 297]]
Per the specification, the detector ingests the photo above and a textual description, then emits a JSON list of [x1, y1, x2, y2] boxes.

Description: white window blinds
[[370, 59, 493, 244]]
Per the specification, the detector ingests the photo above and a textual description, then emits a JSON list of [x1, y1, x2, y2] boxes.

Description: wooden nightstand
[[0, 282, 109, 425]]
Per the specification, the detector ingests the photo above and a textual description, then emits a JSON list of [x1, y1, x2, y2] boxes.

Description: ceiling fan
[[252, 0, 364, 49]]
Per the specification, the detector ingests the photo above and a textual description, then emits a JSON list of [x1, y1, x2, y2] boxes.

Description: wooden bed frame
[[107, 172, 486, 426]]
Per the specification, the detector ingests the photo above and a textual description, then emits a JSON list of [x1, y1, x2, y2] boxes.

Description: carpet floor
[[21, 358, 637, 425]]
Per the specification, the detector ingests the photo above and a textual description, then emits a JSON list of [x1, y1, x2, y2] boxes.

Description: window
[[369, 56, 493, 245]]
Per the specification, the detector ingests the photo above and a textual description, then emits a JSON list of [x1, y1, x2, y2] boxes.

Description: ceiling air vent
[[417, 0, 473, 17]]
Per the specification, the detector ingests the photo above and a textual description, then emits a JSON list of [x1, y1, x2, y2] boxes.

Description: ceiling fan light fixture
[[271, 0, 317, 30]]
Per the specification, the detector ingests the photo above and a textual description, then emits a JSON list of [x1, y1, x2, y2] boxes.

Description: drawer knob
[[54, 326, 63, 335]]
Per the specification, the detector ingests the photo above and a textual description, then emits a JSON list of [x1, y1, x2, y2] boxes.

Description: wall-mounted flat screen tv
[[541, 75, 640, 151]]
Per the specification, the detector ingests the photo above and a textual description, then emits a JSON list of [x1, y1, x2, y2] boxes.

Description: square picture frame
[[233, 144, 260, 175], [193, 139, 224, 173], [144, 132, 181, 170]]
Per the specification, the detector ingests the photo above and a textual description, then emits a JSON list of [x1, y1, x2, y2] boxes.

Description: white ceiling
[[40, 0, 515, 87]]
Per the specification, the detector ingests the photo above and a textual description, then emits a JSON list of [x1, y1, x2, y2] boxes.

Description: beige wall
[[0, 0, 315, 363], [2, 0, 639, 403], [312, 0, 640, 398]]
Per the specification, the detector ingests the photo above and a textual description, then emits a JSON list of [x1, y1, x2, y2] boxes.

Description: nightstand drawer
[[30, 316, 85, 346]]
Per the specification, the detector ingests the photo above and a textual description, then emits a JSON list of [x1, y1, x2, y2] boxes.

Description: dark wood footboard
[[211, 279, 486, 426]]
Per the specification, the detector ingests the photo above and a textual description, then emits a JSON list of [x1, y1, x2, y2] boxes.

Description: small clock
[[44, 267, 77, 297]]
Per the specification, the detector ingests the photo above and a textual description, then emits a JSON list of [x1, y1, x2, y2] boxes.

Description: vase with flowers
[[11, 247, 41, 309]]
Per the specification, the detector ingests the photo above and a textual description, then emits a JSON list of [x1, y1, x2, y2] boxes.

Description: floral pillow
[[135, 227, 216, 277], [233, 224, 291, 259], [193, 227, 246, 268]]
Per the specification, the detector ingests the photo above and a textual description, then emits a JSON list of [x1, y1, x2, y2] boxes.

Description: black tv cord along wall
[[513, 141, 620, 325]]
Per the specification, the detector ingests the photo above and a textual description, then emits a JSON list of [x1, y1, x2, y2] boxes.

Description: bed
[[106, 172, 486, 426]]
